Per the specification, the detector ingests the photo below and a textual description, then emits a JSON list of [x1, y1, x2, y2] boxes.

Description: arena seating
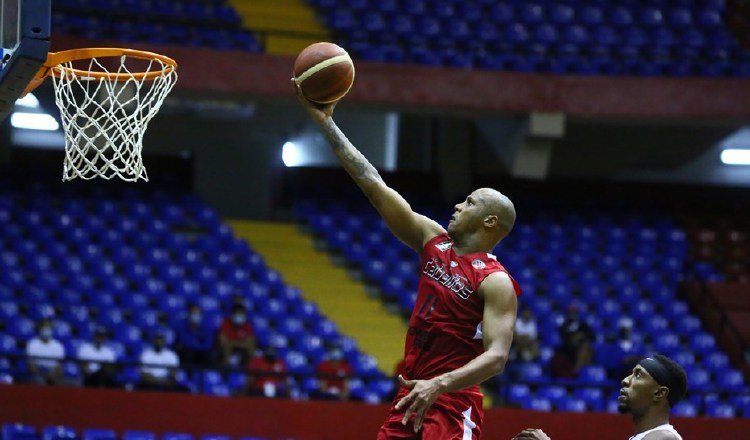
[[292, 189, 750, 417], [48, 0, 750, 77], [0, 182, 391, 403], [51, 0, 261, 52], [306, 0, 750, 77]]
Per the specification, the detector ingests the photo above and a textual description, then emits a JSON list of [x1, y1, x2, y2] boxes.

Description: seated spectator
[[218, 304, 255, 368], [77, 327, 118, 388], [314, 348, 353, 401], [512, 307, 540, 362], [550, 304, 594, 379], [175, 303, 214, 368], [244, 348, 289, 398], [26, 319, 65, 385], [137, 332, 186, 392], [600, 318, 643, 379]]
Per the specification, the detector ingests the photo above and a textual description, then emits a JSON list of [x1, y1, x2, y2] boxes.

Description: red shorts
[[376, 387, 484, 440]]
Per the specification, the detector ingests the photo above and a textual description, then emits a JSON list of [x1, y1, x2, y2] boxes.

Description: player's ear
[[484, 215, 498, 228], [654, 386, 669, 403]]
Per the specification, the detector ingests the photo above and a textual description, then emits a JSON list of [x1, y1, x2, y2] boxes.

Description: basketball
[[293, 42, 355, 104]]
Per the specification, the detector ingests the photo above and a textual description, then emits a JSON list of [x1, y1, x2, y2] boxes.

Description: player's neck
[[451, 234, 492, 256], [631, 408, 670, 435]]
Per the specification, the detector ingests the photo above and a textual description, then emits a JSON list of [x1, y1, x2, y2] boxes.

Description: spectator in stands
[[227, 293, 250, 314], [512, 307, 540, 362], [77, 327, 118, 388], [514, 354, 687, 440], [600, 318, 643, 380], [218, 304, 255, 368], [314, 347, 353, 401], [550, 303, 594, 378], [244, 347, 289, 398], [175, 303, 214, 369], [137, 331, 185, 392], [26, 319, 65, 385]]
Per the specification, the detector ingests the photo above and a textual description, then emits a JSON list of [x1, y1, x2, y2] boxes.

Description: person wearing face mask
[[218, 304, 256, 369], [77, 327, 118, 388], [26, 319, 65, 385], [176, 303, 214, 369], [137, 331, 183, 392], [314, 347, 354, 401]]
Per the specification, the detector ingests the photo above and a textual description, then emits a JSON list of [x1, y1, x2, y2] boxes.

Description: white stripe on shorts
[[462, 406, 477, 440]]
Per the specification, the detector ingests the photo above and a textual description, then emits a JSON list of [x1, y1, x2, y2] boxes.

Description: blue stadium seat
[[672, 401, 698, 417], [549, 3, 574, 25], [506, 384, 531, 404], [163, 434, 193, 440], [667, 8, 693, 28], [717, 370, 745, 392], [0, 334, 19, 355], [369, 377, 395, 401], [686, 367, 712, 392], [573, 387, 604, 411], [704, 351, 730, 373], [558, 397, 587, 413], [537, 385, 568, 407], [201, 435, 230, 440], [690, 332, 716, 354], [516, 362, 546, 383], [524, 397, 552, 412], [3, 425, 40, 440], [705, 402, 736, 418], [122, 432, 156, 440], [284, 350, 313, 374], [489, 4, 514, 23], [81, 429, 117, 440], [579, 365, 609, 384]]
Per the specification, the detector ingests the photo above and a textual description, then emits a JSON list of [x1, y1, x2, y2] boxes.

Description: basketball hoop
[[24, 48, 178, 182]]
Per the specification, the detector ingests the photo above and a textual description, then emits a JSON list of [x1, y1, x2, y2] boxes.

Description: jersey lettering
[[423, 258, 474, 299]]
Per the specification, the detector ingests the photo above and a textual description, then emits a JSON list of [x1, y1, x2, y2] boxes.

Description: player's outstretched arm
[[395, 272, 517, 432], [295, 83, 443, 251]]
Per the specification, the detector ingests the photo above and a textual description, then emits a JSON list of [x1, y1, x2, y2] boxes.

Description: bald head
[[475, 187, 516, 237]]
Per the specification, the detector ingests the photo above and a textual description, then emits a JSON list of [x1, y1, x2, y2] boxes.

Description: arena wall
[[1, 385, 748, 440]]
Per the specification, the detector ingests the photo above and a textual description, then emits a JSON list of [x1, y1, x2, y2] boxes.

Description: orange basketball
[[293, 42, 355, 104]]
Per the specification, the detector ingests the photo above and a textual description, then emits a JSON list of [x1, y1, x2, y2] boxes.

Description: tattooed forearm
[[321, 118, 384, 187]]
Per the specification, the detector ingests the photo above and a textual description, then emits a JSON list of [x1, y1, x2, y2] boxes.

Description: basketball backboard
[[0, 0, 50, 122]]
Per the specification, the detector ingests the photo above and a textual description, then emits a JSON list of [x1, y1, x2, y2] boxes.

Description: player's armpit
[[479, 272, 518, 366]]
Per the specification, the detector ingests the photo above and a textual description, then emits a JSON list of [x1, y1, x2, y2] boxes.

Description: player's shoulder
[[421, 232, 452, 253], [478, 271, 518, 299]]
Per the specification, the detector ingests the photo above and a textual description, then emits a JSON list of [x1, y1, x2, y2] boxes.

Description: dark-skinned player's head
[[618, 355, 687, 417]]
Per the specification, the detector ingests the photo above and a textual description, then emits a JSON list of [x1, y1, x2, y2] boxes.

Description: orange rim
[[23, 47, 177, 96], [47, 47, 178, 81]]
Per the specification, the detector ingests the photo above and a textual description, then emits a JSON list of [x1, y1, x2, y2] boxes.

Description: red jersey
[[316, 360, 353, 392], [403, 233, 521, 392], [219, 319, 254, 341], [246, 356, 287, 389]]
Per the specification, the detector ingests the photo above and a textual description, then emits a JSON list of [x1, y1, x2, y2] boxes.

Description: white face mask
[[232, 314, 246, 325], [40, 328, 53, 339]]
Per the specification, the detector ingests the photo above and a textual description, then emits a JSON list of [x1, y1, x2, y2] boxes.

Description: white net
[[51, 54, 177, 182]]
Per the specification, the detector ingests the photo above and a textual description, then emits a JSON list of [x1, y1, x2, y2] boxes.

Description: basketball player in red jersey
[[296, 85, 521, 440]]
